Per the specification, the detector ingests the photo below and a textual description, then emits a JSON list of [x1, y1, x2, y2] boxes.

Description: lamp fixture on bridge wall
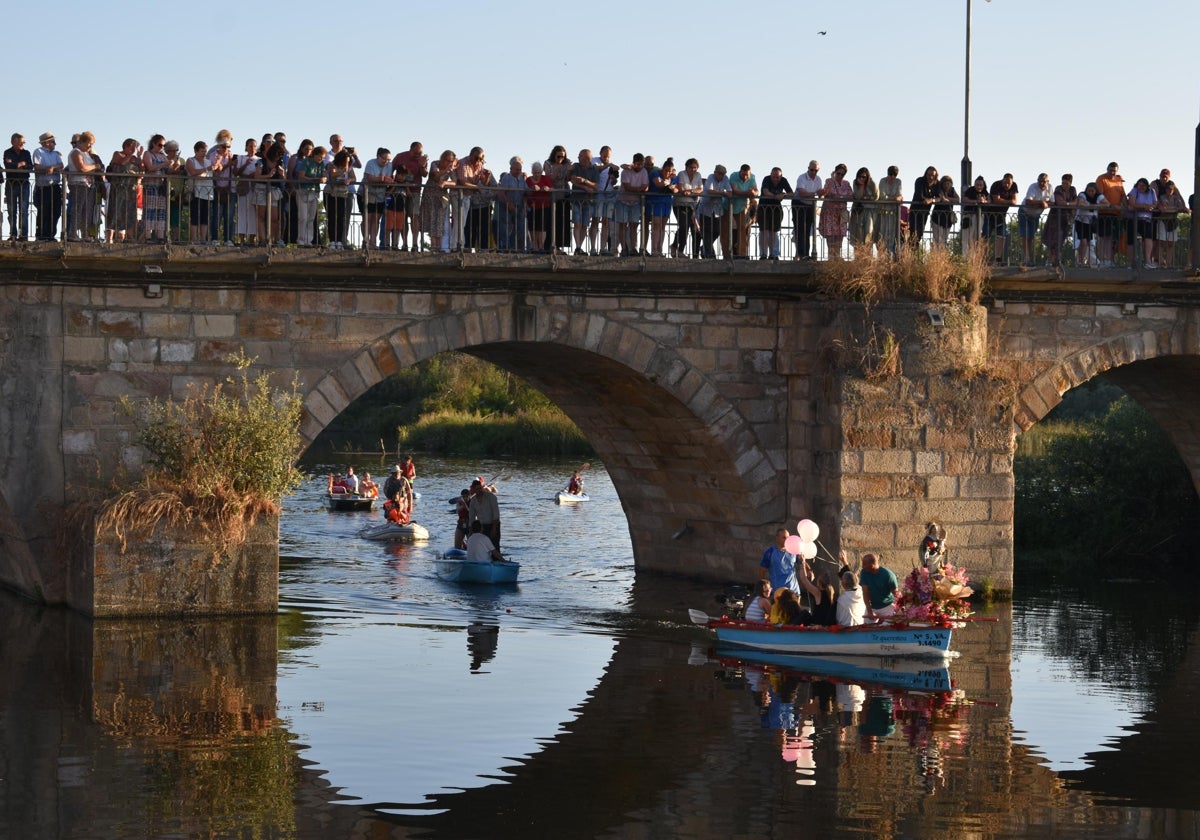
[[925, 309, 945, 328], [731, 295, 748, 309], [143, 282, 163, 299]]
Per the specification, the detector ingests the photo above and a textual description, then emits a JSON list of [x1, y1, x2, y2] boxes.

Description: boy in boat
[[567, 470, 584, 495], [465, 519, 503, 562]]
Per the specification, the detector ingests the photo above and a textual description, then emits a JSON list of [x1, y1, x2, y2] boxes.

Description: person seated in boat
[[344, 467, 360, 494], [454, 489, 471, 550], [465, 519, 503, 562], [796, 560, 837, 626], [360, 472, 379, 499], [769, 587, 804, 625], [921, 520, 947, 574], [836, 571, 866, 627], [383, 465, 404, 502], [743, 578, 772, 623], [383, 497, 410, 525], [401, 454, 417, 485], [328, 473, 344, 494], [567, 470, 584, 495], [859, 552, 899, 621]]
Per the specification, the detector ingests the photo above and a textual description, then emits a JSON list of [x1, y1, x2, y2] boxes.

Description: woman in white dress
[[233, 138, 259, 245]]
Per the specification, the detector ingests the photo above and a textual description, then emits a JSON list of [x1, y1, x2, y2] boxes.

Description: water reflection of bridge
[[5, 590, 1199, 838]]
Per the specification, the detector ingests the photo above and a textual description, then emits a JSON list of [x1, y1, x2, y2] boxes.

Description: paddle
[[688, 608, 714, 626]]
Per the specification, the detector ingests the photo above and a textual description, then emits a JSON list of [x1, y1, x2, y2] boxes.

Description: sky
[[11, 0, 1199, 195]]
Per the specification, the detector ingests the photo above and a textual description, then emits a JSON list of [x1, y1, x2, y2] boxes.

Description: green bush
[[1015, 396, 1198, 571]]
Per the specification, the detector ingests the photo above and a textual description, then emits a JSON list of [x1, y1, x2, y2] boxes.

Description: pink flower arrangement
[[894, 563, 974, 624]]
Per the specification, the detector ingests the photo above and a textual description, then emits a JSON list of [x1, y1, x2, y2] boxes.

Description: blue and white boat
[[435, 548, 520, 584], [691, 611, 953, 660]]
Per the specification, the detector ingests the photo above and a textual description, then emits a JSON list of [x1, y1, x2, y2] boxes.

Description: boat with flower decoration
[[690, 543, 976, 662]]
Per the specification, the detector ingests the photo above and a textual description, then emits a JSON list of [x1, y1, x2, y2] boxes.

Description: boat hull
[[327, 493, 376, 512], [435, 549, 520, 584], [556, 491, 589, 504], [714, 647, 953, 693], [712, 620, 953, 660], [359, 522, 430, 541]]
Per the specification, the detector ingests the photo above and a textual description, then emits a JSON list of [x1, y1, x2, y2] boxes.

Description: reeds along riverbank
[[395, 409, 593, 458]]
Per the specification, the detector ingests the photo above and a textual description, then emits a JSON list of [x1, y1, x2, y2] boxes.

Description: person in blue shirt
[[759, 527, 799, 597]]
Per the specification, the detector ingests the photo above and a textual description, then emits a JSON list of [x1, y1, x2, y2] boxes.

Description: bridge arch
[[1011, 322, 1200, 492], [297, 300, 787, 578]]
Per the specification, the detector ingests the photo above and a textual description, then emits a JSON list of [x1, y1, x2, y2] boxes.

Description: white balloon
[[796, 519, 820, 543], [798, 541, 818, 560]]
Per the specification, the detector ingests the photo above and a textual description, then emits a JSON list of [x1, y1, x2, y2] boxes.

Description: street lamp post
[[962, 0, 973, 194]]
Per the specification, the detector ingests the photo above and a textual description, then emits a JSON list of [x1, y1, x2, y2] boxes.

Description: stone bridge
[[0, 247, 1197, 614]]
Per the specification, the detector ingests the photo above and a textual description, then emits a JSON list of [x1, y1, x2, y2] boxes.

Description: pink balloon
[[796, 519, 820, 543], [798, 541, 818, 560], [784, 535, 803, 555]]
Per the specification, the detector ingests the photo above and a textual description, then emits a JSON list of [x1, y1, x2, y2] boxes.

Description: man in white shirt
[[1019, 173, 1052, 266], [465, 520, 503, 561], [32, 132, 64, 242], [793, 160, 822, 259]]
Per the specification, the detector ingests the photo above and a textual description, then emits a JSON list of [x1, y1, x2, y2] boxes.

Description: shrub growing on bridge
[[100, 353, 304, 553]]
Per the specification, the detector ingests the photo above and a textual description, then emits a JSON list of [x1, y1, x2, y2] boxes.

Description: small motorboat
[[359, 521, 430, 542], [690, 610, 954, 660], [555, 490, 589, 504], [434, 548, 520, 584], [327, 492, 376, 512]]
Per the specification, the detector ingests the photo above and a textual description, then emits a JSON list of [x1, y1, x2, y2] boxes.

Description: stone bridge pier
[[0, 273, 1196, 615]]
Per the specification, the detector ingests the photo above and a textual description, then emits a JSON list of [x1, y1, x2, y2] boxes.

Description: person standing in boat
[[468, 478, 501, 550], [401, 454, 417, 485], [465, 520, 503, 562], [383, 465, 404, 503], [859, 553, 899, 620], [759, 527, 799, 599], [454, 489, 471, 550]]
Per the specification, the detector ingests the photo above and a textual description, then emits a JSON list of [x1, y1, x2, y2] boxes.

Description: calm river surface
[[1, 458, 1198, 839]]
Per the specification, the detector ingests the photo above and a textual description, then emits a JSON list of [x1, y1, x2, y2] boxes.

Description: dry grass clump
[[818, 247, 989, 306], [97, 353, 303, 558]]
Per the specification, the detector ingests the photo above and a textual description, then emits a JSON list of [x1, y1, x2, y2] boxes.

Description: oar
[[688, 608, 715, 626]]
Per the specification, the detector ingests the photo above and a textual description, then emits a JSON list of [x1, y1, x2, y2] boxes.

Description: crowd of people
[[2, 129, 1191, 266]]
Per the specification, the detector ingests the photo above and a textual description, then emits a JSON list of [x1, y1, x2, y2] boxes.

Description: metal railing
[[1, 167, 1192, 269]]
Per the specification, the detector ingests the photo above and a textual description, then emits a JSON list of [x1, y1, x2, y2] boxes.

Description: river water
[[1, 458, 1198, 839]]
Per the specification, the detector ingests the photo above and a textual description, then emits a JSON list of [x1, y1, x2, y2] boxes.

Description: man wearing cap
[[32, 132, 64, 242], [468, 478, 501, 550], [4, 134, 32, 241]]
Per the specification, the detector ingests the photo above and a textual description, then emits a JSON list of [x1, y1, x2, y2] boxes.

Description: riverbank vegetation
[[97, 353, 304, 552], [1014, 379, 1198, 579], [315, 352, 592, 458]]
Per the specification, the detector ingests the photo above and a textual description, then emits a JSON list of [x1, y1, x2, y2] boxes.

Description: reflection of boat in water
[[359, 521, 430, 542], [555, 490, 589, 504], [467, 621, 499, 671], [714, 647, 952, 693], [435, 549, 520, 584], [691, 611, 953, 660], [327, 492, 376, 512]]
